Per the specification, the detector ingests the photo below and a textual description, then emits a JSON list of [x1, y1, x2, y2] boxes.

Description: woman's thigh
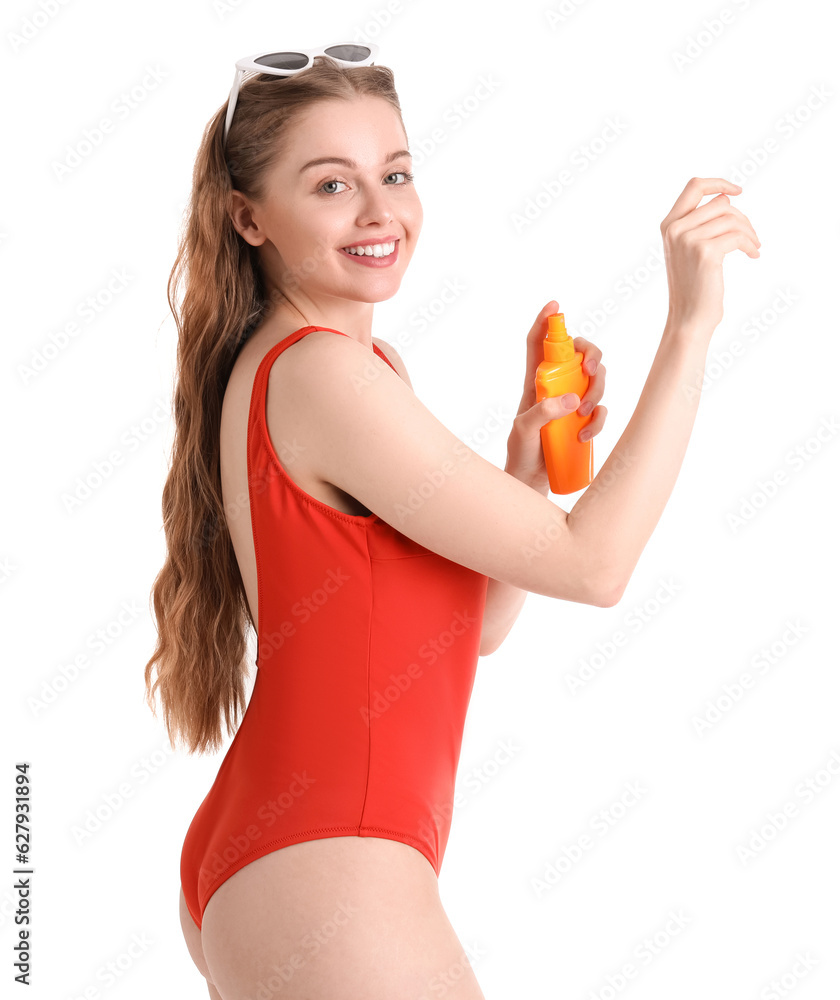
[[200, 836, 485, 1000]]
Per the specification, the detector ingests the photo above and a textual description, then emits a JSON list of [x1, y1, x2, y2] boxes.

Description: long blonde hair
[[144, 56, 407, 754]]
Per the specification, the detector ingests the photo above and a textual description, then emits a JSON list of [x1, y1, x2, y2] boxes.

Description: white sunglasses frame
[[223, 42, 380, 143]]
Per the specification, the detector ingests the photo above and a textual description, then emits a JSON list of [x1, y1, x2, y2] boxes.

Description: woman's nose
[[355, 185, 394, 224]]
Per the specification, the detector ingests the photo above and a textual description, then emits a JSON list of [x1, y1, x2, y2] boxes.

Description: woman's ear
[[228, 190, 267, 247]]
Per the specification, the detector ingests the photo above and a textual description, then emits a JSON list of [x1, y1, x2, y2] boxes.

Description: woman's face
[[231, 96, 423, 314]]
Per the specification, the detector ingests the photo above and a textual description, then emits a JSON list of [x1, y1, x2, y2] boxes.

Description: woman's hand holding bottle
[[504, 299, 608, 495]]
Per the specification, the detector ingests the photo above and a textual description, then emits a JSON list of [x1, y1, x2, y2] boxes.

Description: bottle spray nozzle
[[547, 313, 566, 335], [545, 312, 575, 362]]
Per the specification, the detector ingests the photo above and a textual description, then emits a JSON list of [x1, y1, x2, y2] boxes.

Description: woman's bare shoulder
[[372, 337, 413, 391], [225, 322, 413, 401]]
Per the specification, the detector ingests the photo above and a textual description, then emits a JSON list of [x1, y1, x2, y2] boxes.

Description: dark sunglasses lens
[[255, 52, 309, 70], [324, 44, 371, 62]]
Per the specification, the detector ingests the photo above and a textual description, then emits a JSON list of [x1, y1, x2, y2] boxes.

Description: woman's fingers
[[670, 192, 760, 248], [577, 362, 606, 415], [523, 300, 560, 394], [688, 214, 761, 257], [579, 404, 607, 441], [718, 199, 760, 247], [661, 177, 742, 230], [572, 337, 603, 375], [707, 229, 762, 258]]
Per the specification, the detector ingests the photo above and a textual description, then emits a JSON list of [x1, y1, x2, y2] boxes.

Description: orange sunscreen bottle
[[534, 313, 594, 494]]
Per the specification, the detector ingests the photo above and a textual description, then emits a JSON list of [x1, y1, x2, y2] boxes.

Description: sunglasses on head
[[223, 42, 379, 143]]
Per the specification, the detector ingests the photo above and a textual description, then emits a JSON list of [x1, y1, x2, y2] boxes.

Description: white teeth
[[342, 240, 396, 257]]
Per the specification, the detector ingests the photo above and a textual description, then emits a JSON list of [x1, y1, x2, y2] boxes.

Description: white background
[[4, 0, 838, 997]]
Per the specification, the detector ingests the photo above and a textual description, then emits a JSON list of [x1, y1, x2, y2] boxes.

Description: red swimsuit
[[180, 326, 489, 929]]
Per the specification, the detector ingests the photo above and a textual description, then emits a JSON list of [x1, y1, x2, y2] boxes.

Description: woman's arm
[[481, 321, 712, 651], [482, 319, 716, 650], [497, 178, 759, 604], [565, 323, 710, 603], [282, 181, 759, 606], [480, 463, 554, 655]]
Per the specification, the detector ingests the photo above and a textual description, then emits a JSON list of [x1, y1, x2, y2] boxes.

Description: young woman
[[144, 45, 760, 1000]]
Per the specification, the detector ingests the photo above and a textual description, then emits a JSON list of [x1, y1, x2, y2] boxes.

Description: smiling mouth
[[340, 239, 399, 258]]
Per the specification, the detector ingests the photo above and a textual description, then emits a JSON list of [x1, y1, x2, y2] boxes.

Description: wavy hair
[[144, 56, 407, 754]]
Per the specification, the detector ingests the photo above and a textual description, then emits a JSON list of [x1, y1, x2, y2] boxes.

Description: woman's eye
[[320, 179, 348, 195], [385, 171, 415, 185], [318, 171, 415, 195]]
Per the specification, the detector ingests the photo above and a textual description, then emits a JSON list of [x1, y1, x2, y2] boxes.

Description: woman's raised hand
[[661, 177, 761, 335]]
